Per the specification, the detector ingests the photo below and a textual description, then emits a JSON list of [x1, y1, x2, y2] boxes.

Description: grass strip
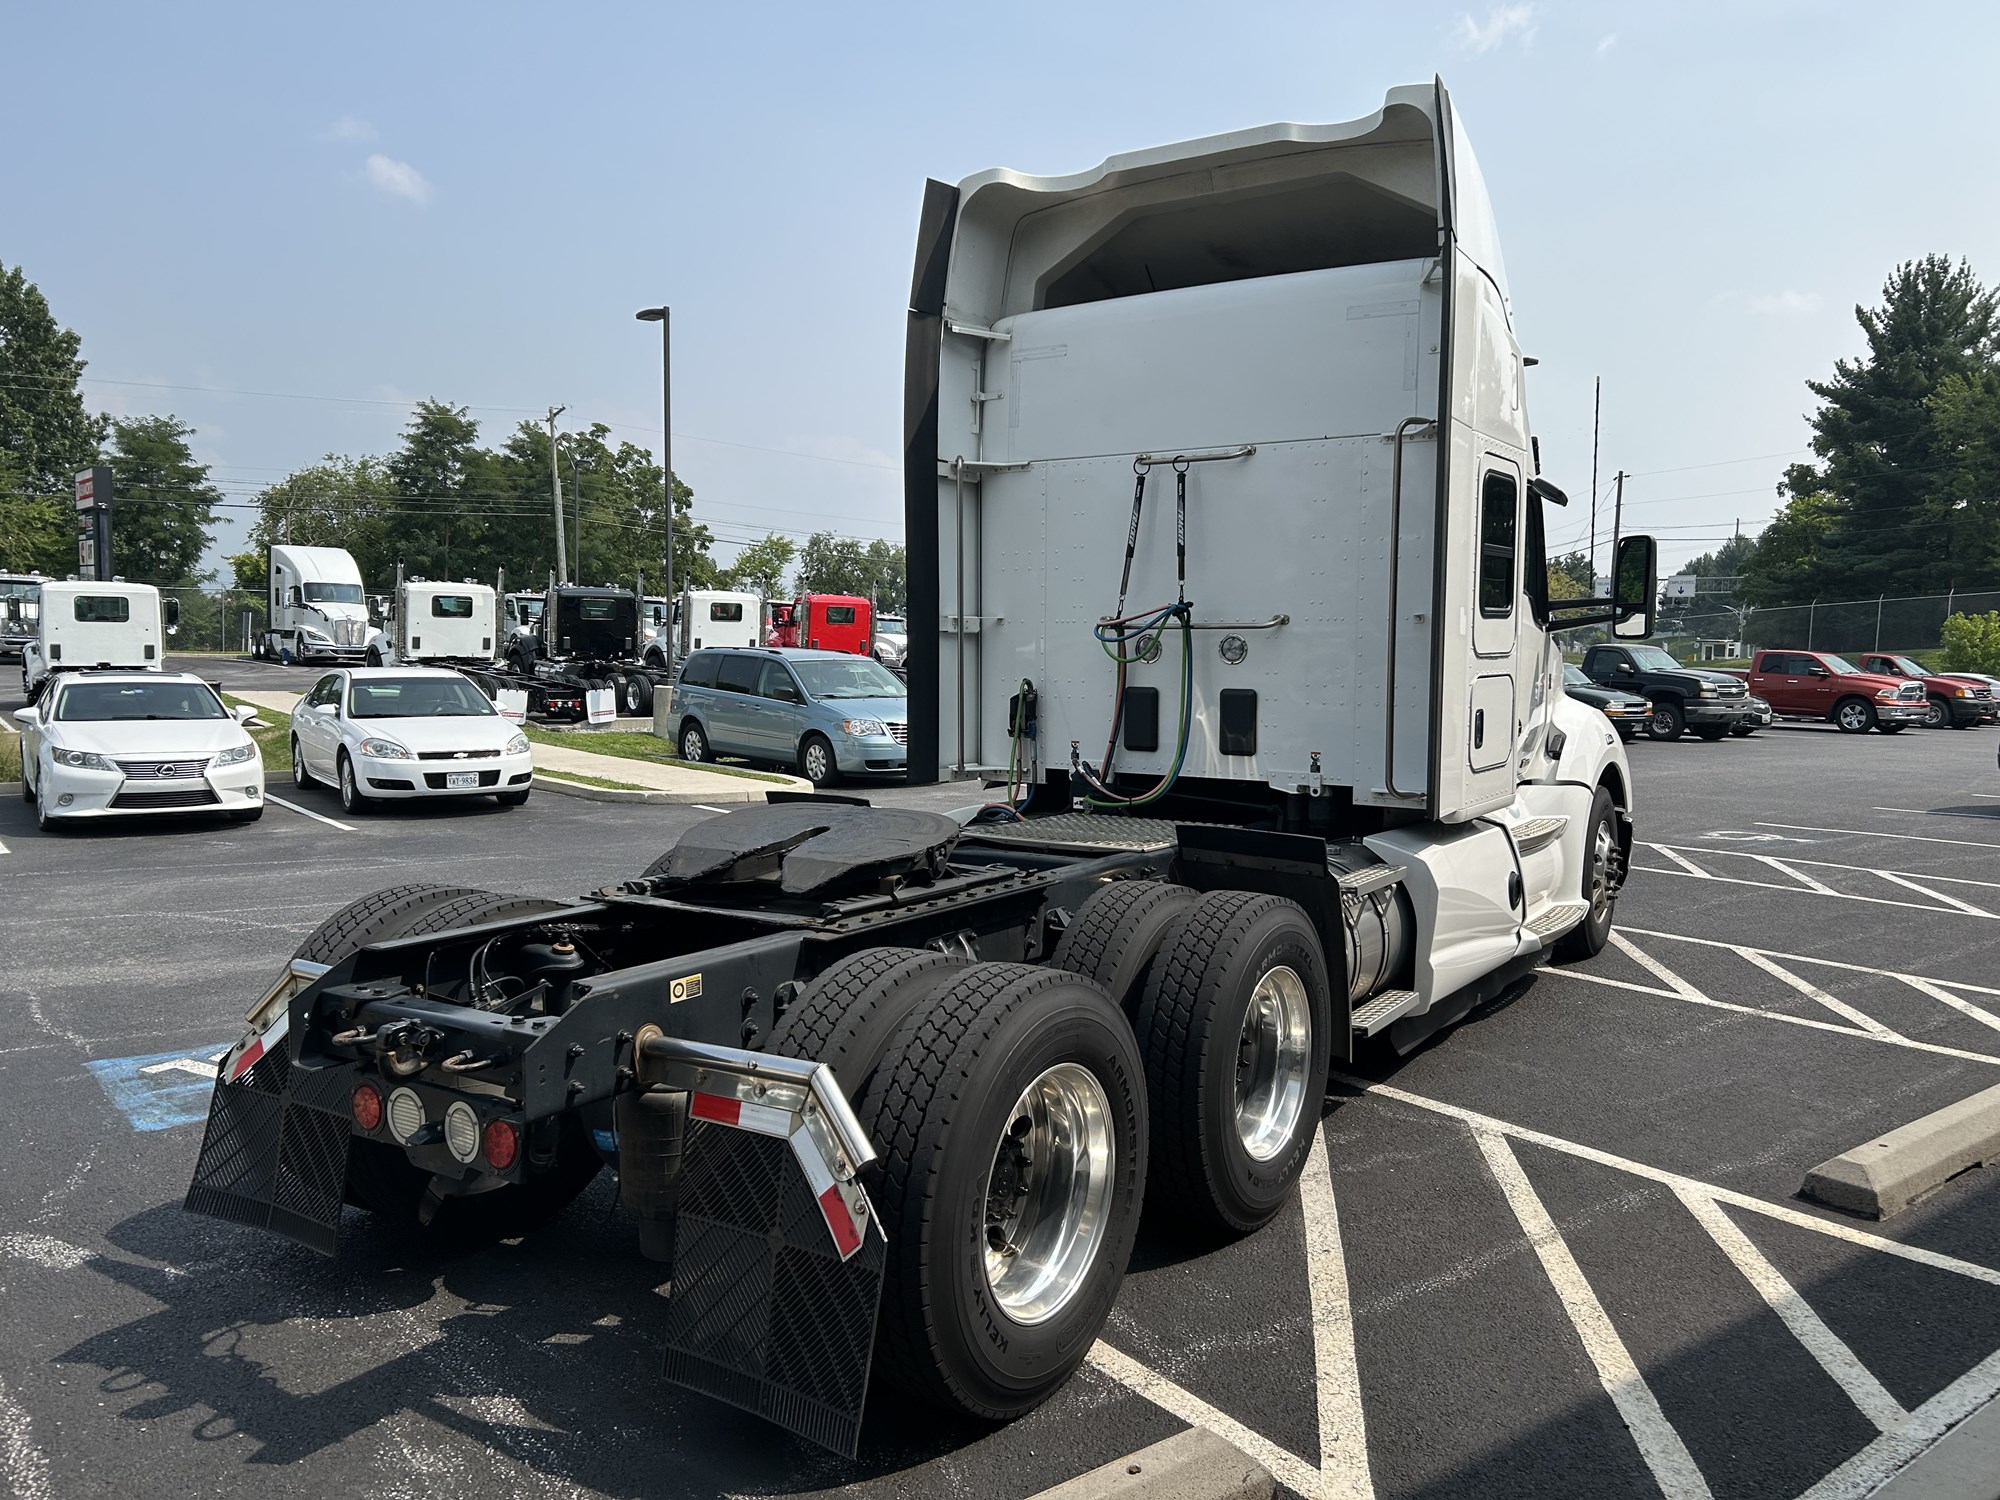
[[223, 694, 294, 773], [523, 726, 794, 783], [536, 770, 651, 793], [0, 729, 19, 784]]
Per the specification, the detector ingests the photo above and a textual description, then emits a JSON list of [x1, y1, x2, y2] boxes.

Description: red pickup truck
[[1745, 650, 1929, 734], [1853, 653, 1998, 728]]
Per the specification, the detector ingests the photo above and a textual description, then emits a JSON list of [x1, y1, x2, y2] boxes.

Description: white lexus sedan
[[14, 672, 264, 831], [290, 667, 533, 814]]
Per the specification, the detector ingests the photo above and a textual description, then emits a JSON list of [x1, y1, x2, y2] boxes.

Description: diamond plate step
[[1511, 816, 1569, 856], [1526, 900, 1590, 941], [1350, 988, 1421, 1037]]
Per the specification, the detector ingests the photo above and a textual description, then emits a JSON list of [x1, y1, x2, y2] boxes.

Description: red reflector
[[352, 1083, 383, 1132], [483, 1119, 520, 1170]]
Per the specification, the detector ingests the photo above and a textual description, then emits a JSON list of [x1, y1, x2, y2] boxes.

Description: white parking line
[[1300, 1127, 1372, 1498], [1748, 855, 1839, 897], [1473, 1129, 1713, 1499], [691, 805, 730, 814], [1554, 939, 2000, 1067], [1897, 974, 2000, 1036], [1757, 821, 2000, 850], [1635, 866, 1989, 917], [1673, 1187, 1907, 1433], [264, 794, 355, 832], [1330, 1073, 2000, 1285], [1874, 806, 2000, 824], [0, 838, 9, 855], [1651, 845, 1713, 879], [1086, 1342, 1323, 1498], [1619, 928, 2000, 1000], [1875, 871, 1993, 917], [1733, 948, 1901, 1040]]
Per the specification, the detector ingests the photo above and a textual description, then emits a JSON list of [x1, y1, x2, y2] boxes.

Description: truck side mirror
[[164, 598, 182, 627], [1610, 535, 1658, 641], [287, 587, 302, 607], [4, 600, 18, 623]]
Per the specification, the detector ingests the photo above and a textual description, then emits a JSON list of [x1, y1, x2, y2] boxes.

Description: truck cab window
[[1478, 472, 1518, 619], [74, 595, 131, 623], [430, 595, 475, 618], [824, 606, 857, 625]]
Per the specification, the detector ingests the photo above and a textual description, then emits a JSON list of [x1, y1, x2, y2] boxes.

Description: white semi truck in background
[[259, 544, 369, 662], [635, 587, 763, 669], [188, 82, 1656, 1458], [15, 580, 179, 701], [364, 571, 501, 669]]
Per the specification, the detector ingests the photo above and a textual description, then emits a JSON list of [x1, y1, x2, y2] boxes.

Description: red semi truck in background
[[765, 593, 872, 653]]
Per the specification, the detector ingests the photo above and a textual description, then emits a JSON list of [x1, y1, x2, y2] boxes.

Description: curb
[[532, 773, 766, 806], [1802, 1083, 2000, 1219], [1026, 1429, 1274, 1500], [1870, 1391, 2000, 1500]]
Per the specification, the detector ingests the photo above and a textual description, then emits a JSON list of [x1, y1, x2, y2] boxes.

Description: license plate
[[445, 771, 480, 789]]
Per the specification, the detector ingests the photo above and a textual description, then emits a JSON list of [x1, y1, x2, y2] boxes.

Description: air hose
[[1073, 458, 1197, 809]]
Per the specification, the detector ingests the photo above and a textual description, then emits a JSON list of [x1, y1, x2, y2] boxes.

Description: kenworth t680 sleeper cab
[[185, 82, 1656, 1457]]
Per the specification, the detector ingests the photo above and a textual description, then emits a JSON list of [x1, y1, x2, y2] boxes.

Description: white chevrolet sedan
[[290, 667, 532, 814], [14, 672, 264, 831]]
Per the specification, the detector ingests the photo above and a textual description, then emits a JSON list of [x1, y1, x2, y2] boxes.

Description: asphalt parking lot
[[4, 669, 1999, 1500]]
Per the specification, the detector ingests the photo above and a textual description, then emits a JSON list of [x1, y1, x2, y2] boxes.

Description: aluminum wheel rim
[[1925, 701, 1945, 728], [1586, 818, 1616, 921], [1650, 708, 1675, 736], [341, 762, 356, 805], [1234, 965, 1312, 1163], [981, 1062, 1114, 1326], [1840, 703, 1868, 730], [682, 729, 702, 761], [806, 743, 829, 781]]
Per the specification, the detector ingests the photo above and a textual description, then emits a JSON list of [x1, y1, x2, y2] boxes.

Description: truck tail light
[[352, 1082, 384, 1131], [483, 1119, 520, 1170]]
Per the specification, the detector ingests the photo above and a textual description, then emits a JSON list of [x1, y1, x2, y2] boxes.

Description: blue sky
[[7, 1, 1998, 584]]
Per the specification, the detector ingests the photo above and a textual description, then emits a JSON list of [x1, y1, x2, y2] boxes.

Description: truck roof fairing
[[936, 81, 1509, 329]]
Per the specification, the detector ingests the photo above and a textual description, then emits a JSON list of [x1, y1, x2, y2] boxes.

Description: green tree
[[795, 531, 906, 607], [1547, 564, 1588, 602], [1782, 256, 2000, 597], [1940, 610, 2000, 675], [247, 455, 393, 577], [102, 415, 219, 585], [1551, 550, 1594, 594], [720, 532, 795, 598], [1739, 492, 1837, 608], [0, 261, 107, 573], [1929, 366, 2000, 585], [383, 400, 488, 582]]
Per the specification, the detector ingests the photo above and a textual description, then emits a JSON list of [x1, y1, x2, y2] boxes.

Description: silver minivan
[[670, 647, 908, 785]]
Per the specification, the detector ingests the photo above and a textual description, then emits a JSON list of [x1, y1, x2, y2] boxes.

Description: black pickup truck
[[1581, 643, 1753, 741]]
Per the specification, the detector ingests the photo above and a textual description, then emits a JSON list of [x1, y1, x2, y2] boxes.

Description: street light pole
[[635, 306, 672, 621]]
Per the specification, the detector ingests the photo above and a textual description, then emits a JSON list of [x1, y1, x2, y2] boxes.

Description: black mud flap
[[661, 1118, 886, 1457], [183, 1048, 355, 1255]]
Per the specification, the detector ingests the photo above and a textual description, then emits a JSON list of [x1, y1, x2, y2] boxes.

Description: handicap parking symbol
[[85, 1043, 236, 1132]]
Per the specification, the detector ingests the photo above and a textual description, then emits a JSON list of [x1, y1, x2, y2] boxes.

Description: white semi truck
[[187, 83, 1655, 1458], [259, 544, 369, 663], [363, 571, 501, 669], [16, 580, 179, 701], [0, 573, 45, 661]]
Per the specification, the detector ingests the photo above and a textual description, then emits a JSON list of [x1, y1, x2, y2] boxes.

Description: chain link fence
[[158, 588, 269, 654], [1656, 589, 2000, 660]]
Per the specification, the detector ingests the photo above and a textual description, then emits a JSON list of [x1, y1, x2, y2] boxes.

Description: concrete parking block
[[1025, 1428, 1274, 1500], [1802, 1083, 2000, 1218]]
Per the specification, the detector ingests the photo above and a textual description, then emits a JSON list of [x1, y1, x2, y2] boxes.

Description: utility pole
[[1609, 469, 1625, 587], [1588, 375, 1601, 576], [636, 306, 673, 620], [546, 405, 569, 585]]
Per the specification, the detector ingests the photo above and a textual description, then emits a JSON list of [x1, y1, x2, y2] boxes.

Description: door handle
[[1474, 708, 1486, 749]]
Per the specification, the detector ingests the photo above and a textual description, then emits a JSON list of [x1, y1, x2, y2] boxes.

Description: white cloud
[[1454, 4, 1538, 53], [319, 115, 376, 144], [1595, 33, 1617, 58], [364, 153, 433, 206], [1748, 290, 1822, 315]]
